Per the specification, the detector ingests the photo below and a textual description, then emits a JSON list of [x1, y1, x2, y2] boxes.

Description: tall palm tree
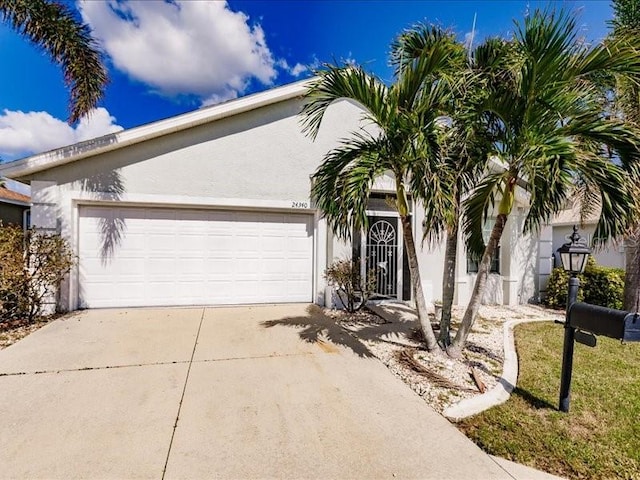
[[300, 38, 462, 351], [449, 9, 640, 355], [610, 0, 640, 312], [0, 0, 107, 123], [389, 26, 502, 346]]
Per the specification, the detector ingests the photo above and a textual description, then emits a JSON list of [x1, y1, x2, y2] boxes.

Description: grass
[[458, 321, 640, 479]]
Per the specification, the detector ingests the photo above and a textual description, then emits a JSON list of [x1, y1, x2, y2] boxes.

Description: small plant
[[324, 258, 376, 313], [0, 224, 75, 322]]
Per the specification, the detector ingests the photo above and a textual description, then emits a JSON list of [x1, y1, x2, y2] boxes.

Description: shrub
[[0, 224, 75, 322], [544, 256, 624, 310], [582, 264, 625, 310], [324, 258, 375, 313]]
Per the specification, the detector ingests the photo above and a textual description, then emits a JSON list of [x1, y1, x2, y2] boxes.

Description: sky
[[0, 0, 614, 165]]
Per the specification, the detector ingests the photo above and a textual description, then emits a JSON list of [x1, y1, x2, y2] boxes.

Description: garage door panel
[[118, 259, 146, 275], [78, 206, 313, 308], [178, 258, 207, 273]]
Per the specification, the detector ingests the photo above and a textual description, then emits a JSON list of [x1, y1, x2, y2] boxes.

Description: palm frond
[[389, 23, 462, 73], [462, 172, 506, 257], [300, 66, 388, 140], [311, 132, 388, 239], [0, 0, 107, 123]]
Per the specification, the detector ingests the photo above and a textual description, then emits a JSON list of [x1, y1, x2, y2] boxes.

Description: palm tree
[[389, 27, 502, 346], [610, 0, 640, 312], [0, 0, 107, 123], [300, 37, 462, 351], [448, 9, 640, 355]]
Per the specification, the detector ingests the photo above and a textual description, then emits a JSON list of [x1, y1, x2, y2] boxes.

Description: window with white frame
[[467, 219, 500, 274]]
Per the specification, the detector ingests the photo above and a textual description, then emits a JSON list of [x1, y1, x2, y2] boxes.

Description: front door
[[365, 216, 399, 298]]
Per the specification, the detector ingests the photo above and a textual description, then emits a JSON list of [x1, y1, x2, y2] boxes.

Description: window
[[466, 219, 500, 274], [467, 247, 500, 274]]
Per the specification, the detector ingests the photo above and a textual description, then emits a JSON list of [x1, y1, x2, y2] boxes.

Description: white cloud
[[0, 108, 123, 159], [275, 58, 308, 77], [290, 63, 308, 77], [79, 1, 279, 105]]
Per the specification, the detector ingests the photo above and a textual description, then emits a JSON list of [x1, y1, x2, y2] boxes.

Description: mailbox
[[568, 302, 640, 342]]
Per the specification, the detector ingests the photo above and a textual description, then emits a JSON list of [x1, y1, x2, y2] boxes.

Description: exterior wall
[[0, 203, 27, 227], [23, 91, 539, 311], [27, 97, 365, 311], [552, 224, 625, 269], [454, 204, 539, 306]]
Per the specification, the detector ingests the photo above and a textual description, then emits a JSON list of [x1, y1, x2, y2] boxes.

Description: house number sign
[[291, 201, 309, 209]]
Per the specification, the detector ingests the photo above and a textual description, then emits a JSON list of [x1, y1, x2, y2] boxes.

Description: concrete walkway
[[0, 304, 550, 479]]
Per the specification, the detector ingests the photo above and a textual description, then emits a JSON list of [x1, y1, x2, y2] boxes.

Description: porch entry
[[353, 215, 411, 301]]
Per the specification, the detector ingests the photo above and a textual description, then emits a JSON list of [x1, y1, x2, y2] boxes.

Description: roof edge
[[0, 78, 315, 181], [0, 198, 30, 207]]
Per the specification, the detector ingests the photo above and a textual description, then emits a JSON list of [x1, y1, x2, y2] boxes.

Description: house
[[552, 204, 625, 270], [0, 79, 542, 311], [0, 181, 30, 229]]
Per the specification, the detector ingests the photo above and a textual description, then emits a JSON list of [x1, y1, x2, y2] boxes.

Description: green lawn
[[458, 322, 640, 479]]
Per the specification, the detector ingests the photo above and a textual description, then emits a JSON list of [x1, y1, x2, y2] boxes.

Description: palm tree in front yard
[[449, 9, 640, 355], [390, 26, 506, 346], [300, 35, 462, 351]]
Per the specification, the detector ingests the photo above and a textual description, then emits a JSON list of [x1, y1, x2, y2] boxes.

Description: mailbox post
[[556, 226, 591, 413], [555, 228, 640, 412]]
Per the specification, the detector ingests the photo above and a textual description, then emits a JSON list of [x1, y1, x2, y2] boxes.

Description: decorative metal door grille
[[366, 219, 398, 297]]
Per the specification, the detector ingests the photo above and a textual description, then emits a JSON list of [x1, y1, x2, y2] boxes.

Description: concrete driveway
[[0, 304, 531, 479]]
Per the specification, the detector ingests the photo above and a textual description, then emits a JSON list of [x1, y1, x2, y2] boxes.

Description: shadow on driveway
[[261, 305, 375, 358]]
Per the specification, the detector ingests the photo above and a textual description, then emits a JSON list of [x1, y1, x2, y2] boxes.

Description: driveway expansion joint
[[193, 350, 319, 364], [161, 307, 206, 480], [0, 359, 192, 377]]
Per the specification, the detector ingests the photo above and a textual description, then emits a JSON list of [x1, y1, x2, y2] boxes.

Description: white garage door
[[78, 206, 314, 308]]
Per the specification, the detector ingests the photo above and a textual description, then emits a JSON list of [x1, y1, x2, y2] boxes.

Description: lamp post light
[[557, 225, 591, 413]]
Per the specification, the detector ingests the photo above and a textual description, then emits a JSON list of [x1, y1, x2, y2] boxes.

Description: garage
[[78, 206, 314, 308]]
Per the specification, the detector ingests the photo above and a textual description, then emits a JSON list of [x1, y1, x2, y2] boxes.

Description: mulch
[[0, 316, 56, 350]]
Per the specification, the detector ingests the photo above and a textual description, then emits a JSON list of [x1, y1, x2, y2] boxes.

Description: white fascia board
[[0, 78, 315, 181], [551, 219, 598, 227]]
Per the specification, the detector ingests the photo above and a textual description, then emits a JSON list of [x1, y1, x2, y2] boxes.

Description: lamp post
[[557, 225, 591, 412]]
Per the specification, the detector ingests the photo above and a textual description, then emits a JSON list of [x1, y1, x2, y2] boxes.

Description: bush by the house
[[324, 258, 375, 313], [0, 224, 74, 323], [582, 263, 625, 310], [544, 256, 624, 310]]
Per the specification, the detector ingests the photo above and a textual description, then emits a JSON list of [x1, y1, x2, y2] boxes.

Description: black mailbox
[[568, 302, 640, 342]]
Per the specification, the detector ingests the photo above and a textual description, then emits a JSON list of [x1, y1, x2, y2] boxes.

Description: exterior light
[[557, 225, 591, 276], [557, 225, 591, 413]]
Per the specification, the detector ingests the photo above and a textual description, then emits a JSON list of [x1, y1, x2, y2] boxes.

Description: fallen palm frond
[[396, 349, 477, 393]]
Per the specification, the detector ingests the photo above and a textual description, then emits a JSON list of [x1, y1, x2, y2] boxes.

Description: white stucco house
[[550, 205, 625, 270], [0, 79, 544, 311]]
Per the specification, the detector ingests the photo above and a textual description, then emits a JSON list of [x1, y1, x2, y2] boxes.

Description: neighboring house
[[552, 205, 625, 270], [536, 203, 625, 300], [0, 183, 30, 229], [0, 79, 541, 311]]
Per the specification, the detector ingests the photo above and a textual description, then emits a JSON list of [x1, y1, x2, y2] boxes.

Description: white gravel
[[330, 303, 565, 414]]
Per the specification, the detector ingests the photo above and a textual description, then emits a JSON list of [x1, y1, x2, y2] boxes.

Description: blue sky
[[0, 0, 613, 163]]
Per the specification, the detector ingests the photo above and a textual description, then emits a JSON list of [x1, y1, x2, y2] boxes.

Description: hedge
[[544, 256, 625, 310]]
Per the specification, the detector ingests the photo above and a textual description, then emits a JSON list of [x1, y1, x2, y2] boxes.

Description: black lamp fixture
[[557, 225, 591, 276], [557, 225, 591, 413]]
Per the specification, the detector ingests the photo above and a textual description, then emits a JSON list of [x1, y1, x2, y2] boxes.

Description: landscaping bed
[[0, 316, 57, 350]]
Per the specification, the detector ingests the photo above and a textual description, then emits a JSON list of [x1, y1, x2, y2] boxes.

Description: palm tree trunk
[[438, 222, 458, 346], [399, 214, 438, 351], [448, 213, 508, 357], [624, 227, 640, 312]]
